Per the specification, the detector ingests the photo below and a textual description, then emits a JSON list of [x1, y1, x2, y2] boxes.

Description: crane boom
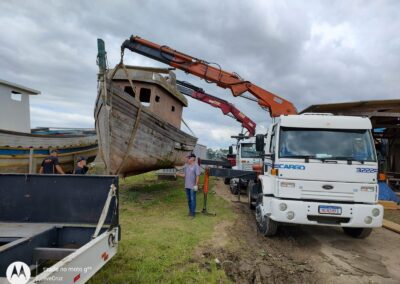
[[121, 35, 297, 117], [176, 80, 256, 136]]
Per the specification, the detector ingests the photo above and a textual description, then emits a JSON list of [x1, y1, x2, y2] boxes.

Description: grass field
[[88, 172, 233, 284]]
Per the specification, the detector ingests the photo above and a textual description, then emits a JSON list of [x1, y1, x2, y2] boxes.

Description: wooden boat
[[94, 63, 197, 176], [0, 128, 98, 174]]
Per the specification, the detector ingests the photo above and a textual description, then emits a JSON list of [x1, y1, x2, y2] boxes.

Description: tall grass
[[89, 172, 232, 283]]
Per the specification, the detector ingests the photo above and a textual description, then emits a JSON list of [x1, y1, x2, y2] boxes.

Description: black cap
[[77, 156, 86, 162], [187, 153, 196, 158]]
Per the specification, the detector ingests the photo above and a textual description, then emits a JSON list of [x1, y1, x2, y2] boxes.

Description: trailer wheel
[[224, 178, 230, 185], [256, 206, 278, 236], [343, 227, 372, 239]]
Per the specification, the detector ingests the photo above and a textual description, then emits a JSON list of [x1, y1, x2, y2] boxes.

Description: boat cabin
[[111, 66, 188, 129], [0, 79, 40, 133]]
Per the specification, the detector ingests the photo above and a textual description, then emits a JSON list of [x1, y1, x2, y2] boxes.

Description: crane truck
[[251, 114, 382, 238], [120, 35, 383, 238], [175, 80, 261, 192]]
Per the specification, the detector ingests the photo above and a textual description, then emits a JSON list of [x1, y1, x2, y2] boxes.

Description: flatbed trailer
[[0, 174, 119, 283]]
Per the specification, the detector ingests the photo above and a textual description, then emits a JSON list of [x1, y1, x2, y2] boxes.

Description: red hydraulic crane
[[121, 36, 297, 117], [176, 80, 256, 136]]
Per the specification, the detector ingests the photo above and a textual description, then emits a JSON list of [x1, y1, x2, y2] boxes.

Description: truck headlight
[[279, 203, 287, 211], [360, 186, 375, 192], [364, 216, 373, 224], [281, 182, 295, 188], [287, 211, 295, 220], [372, 208, 380, 217]]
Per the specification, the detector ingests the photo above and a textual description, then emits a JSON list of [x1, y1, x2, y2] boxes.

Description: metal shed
[[301, 99, 400, 189]]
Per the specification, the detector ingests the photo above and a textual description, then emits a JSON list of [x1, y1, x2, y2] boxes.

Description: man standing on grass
[[176, 153, 201, 218]]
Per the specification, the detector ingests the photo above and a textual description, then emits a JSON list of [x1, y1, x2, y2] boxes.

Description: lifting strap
[[115, 61, 143, 175], [181, 118, 196, 137], [92, 183, 117, 239]]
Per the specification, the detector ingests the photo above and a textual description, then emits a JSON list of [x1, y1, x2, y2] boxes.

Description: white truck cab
[[235, 137, 261, 171], [254, 114, 383, 238], [228, 137, 262, 194]]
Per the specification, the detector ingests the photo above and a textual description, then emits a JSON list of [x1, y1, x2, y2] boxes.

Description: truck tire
[[229, 184, 236, 194], [248, 189, 255, 210], [224, 178, 231, 185], [256, 206, 278, 236], [343, 227, 372, 239], [247, 181, 255, 210]]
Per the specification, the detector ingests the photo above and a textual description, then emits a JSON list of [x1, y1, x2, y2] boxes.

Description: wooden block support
[[383, 219, 400, 234], [378, 200, 399, 210]]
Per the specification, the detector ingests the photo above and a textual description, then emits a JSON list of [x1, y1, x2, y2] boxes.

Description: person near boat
[[39, 149, 65, 174], [176, 153, 201, 218], [73, 156, 88, 175]]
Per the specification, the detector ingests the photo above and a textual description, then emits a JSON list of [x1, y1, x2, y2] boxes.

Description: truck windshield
[[279, 127, 376, 162], [241, 143, 260, 158]]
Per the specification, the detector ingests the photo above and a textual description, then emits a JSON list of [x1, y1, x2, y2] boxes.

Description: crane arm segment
[[121, 36, 297, 117]]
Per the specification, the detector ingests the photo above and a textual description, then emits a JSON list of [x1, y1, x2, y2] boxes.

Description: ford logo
[[322, 185, 334, 190]]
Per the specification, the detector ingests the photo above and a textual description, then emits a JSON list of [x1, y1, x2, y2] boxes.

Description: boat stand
[[196, 168, 216, 216]]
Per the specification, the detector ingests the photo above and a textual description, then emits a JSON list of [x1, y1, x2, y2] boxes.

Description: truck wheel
[[343, 227, 372, 239], [247, 181, 255, 210], [256, 206, 278, 236], [224, 178, 230, 185], [248, 189, 255, 210], [229, 184, 236, 194]]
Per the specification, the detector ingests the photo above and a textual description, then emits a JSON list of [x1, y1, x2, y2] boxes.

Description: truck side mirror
[[255, 134, 265, 152], [228, 146, 233, 155]]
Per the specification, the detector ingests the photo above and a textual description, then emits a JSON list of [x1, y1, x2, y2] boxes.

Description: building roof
[[300, 99, 400, 129], [0, 79, 40, 95]]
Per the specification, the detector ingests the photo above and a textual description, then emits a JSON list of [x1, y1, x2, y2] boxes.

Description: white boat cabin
[[0, 79, 40, 133]]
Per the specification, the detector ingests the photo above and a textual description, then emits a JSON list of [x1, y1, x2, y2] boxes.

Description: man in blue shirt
[[177, 153, 201, 218]]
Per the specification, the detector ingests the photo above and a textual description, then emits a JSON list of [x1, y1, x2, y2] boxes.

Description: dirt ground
[[195, 179, 400, 284]]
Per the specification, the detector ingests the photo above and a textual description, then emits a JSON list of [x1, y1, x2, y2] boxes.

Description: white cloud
[[1, 0, 399, 149]]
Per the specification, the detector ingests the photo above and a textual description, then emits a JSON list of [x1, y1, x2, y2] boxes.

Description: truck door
[[265, 124, 277, 175]]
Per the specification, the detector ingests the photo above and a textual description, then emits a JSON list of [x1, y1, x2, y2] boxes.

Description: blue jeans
[[185, 188, 196, 216]]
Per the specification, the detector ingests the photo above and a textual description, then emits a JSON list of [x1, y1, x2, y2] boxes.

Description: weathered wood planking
[[379, 200, 399, 210], [95, 76, 197, 177], [382, 219, 400, 234], [0, 129, 98, 148]]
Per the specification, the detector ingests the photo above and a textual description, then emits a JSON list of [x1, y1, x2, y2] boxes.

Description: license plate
[[318, 205, 342, 215]]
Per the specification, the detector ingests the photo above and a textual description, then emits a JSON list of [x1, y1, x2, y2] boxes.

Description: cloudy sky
[[1, 0, 399, 148]]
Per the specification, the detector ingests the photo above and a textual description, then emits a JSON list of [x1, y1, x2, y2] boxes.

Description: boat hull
[[95, 81, 197, 176], [0, 129, 98, 174]]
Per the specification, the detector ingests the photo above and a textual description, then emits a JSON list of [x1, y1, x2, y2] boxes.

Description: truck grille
[[307, 215, 350, 225], [242, 164, 254, 171], [301, 189, 354, 201]]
